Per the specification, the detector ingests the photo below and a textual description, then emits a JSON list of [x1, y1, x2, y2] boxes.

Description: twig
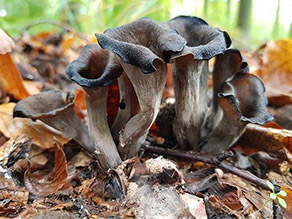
[[220, 161, 280, 193], [16, 20, 90, 43], [142, 144, 233, 165], [141, 144, 281, 193]]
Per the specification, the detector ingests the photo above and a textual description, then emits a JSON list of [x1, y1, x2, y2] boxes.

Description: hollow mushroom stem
[[118, 60, 167, 159], [171, 53, 209, 150], [84, 87, 122, 169]]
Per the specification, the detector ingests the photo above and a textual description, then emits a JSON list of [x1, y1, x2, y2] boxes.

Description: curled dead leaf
[[0, 54, 30, 100], [24, 140, 68, 196]]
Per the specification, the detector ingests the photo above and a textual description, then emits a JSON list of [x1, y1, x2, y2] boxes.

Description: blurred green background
[[0, 0, 291, 50]]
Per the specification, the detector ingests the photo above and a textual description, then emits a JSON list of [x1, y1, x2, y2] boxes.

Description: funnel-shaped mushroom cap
[[66, 44, 123, 88], [13, 90, 74, 119], [13, 90, 95, 152], [201, 49, 273, 153], [219, 73, 273, 125], [167, 16, 231, 60], [96, 18, 186, 73], [66, 45, 122, 169]]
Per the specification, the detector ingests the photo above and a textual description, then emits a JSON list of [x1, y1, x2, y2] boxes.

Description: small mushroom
[[166, 16, 231, 150], [66, 44, 122, 169], [200, 49, 273, 153], [201, 49, 248, 135], [96, 18, 186, 159], [13, 90, 94, 153]]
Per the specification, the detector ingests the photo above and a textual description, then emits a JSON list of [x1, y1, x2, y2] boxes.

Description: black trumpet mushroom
[[13, 16, 273, 171]]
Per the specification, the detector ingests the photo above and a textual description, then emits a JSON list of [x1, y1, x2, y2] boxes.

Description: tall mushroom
[[96, 18, 186, 159], [164, 16, 231, 150], [66, 44, 123, 169]]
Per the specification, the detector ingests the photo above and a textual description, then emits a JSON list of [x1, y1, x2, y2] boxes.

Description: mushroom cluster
[[13, 16, 273, 170]]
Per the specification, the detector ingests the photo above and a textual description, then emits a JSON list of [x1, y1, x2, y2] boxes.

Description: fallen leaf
[[256, 39, 292, 106], [23, 80, 42, 95], [0, 29, 15, 55], [0, 135, 31, 168], [74, 89, 86, 119], [24, 140, 68, 196], [269, 105, 292, 129], [216, 171, 272, 218], [50, 202, 73, 211], [0, 103, 69, 149], [237, 124, 292, 153], [61, 33, 76, 53], [0, 54, 30, 100], [0, 174, 29, 206], [0, 206, 20, 218]]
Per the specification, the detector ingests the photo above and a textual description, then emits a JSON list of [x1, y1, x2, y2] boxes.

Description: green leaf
[[270, 193, 277, 200], [278, 197, 287, 208], [278, 190, 287, 197], [266, 180, 275, 192]]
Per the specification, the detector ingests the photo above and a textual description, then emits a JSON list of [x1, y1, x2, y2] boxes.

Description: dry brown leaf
[[216, 171, 272, 218], [237, 124, 292, 153], [23, 80, 42, 95], [0, 135, 31, 167], [0, 54, 30, 100], [281, 187, 292, 218], [67, 151, 92, 181], [61, 33, 76, 53], [256, 39, 292, 106], [0, 29, 15, 55], [50, 202, 73, 211], [0, 206, 20, 218], [74, 89, 86, 119], [268, 105, 292, 130], [74, 89, 86, 110], [0, 103, 69, 149], [0, 174, 29, 205], [24, 141, 68, 196]]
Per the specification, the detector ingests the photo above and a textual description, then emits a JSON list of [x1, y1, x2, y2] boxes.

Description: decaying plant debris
[[0, 15, 292, 218]]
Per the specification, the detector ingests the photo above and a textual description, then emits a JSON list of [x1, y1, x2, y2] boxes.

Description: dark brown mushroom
[[201, 49, 248, 135], [165, 16, 231, 150], [96, 18, 186, 159], [66, 44, 122, 169], [13, 90, 94, 153], [200, 49, 273, 153]]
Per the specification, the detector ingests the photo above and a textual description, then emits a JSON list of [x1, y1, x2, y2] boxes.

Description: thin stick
[[142, 144, 233, 165], [16, 20, 90, 43], [142, 144, 281, 193]]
